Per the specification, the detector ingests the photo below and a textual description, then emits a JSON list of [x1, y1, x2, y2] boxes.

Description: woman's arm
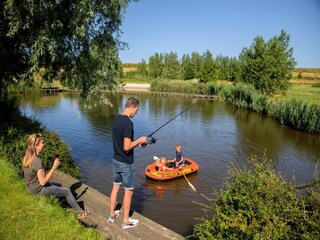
[[37, 158, 60, 186]]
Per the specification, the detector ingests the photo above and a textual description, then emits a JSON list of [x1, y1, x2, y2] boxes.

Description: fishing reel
[[147, 136, 157, 145]]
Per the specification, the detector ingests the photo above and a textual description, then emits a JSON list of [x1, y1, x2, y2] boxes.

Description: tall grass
[[269, 99, 320, 133], [0, 159, 103, 240], [151, 79, 320, 133]]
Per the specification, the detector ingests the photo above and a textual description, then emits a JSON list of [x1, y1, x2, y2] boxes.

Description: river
[[19, 92, 320, 236]]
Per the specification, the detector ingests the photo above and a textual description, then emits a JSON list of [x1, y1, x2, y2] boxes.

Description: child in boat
[[155, 157, 173, 171], [166, 144, 185, 168]]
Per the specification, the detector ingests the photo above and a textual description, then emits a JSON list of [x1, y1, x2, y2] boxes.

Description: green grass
[[0, 158, 103, 240], [286, 84, 320, 105]]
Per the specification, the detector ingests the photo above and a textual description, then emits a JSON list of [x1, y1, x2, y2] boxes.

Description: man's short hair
[[125, 97, 140, 108]]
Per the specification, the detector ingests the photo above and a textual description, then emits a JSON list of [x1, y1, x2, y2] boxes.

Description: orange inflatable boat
[[145, 157, 199, 181]]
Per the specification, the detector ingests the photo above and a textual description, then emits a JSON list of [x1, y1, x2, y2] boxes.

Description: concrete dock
[[51, 171, 186, 240]]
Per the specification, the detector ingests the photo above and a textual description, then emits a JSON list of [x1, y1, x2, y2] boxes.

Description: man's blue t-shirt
[[112, 114, 134, 164]]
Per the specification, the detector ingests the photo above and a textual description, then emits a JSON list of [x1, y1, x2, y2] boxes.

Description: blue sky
[[118, 0, 320, 68]]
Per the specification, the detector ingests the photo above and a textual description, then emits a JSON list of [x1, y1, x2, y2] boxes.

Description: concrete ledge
[[120, 83, 151, 92], [51, 171, 185, 240]]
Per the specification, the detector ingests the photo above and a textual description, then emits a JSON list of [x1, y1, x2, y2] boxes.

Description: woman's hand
[[53, 155, 61, 169]]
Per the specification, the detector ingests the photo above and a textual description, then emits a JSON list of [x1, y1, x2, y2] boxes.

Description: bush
[[0, 96, 82, 179], [193, 156, 320, 239]]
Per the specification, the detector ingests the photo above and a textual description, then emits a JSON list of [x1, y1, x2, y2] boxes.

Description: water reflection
[[19, 92, 320, 236]]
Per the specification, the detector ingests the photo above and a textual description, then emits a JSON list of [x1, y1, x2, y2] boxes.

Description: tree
[[215, 54, 230, 80], [181, 54, 196, 80], [0, 0, 131, 100], [163, 51, 180, 79], [149, 53, 164, 78], [137, 59, 148, 78], [191, 52, 203, 79], [229, 57, 241, 81], [200, 50, 218, 83], [239, 30, 296, 95]]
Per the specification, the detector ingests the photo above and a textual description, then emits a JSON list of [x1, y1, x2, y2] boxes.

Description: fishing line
[[146, 98, 203, 145]]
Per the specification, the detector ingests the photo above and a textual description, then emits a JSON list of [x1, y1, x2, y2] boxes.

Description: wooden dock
[[42, 86, 61, 94]]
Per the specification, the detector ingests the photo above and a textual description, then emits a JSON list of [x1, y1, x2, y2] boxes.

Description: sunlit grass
[[0, 159, 103, 240], [286, 84, 320, 105]]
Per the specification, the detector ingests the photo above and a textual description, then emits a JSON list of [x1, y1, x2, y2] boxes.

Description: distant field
[[122, 63, 139, 73]]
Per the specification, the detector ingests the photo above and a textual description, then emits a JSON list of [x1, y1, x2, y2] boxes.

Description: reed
[[150, 79, 320, 133], [269, 99, 320, 133]]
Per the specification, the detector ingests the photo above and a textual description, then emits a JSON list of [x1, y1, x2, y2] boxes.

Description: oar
[[180, 169, 197, 192]]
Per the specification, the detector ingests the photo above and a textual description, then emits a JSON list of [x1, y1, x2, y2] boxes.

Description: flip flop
[[78, 210, 90, 219], [108, 210, 120, 223]]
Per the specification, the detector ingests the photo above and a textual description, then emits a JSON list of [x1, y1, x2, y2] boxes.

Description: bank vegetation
[[192, 155, 320, 239]]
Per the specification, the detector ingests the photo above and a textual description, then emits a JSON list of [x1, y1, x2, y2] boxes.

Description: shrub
[[0, 96, 82, 179], [193, 156, 320, 239]]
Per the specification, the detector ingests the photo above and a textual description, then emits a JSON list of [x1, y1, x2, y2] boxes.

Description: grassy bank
[[0, 158, 103, 240]]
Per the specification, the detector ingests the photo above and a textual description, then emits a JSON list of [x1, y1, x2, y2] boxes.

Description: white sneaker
[[122, 217, 139, 229], [108, 210, 120, 223]]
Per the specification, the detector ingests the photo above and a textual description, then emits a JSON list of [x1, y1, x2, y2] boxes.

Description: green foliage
[[1, 0, 130, 98], [150, 79, 320, 133], [137, 59, 149, 77], [200, 50, 218, 83], [215, 55, 240, 81], [181, 54, 196, 80], [151, 79, 200, 94], [239, 30, 296, 95], [191, 52, 203, 79], [193, 155, 320, 239], [149, 53, 164, 78], [269, 98, 320, 133], [163, 52, 181, 79], [0, 96, 81, 178]]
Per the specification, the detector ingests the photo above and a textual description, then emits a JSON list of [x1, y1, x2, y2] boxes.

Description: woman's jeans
[[40, 185, 82, 211]]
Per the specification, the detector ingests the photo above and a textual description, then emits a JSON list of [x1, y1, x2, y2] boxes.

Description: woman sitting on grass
[[22, 133, 90, 218]]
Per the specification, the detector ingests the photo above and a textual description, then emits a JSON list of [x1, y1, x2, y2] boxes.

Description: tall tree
[[149, 53, 164, 78], [229, 57, 241, 81], [200, 50, 217, 82], [215, 54, 230, 80], [137, 59, 148, 78], [239, 30, 296, 95], [163, 51, 180, 79], [181, 54, 196, 80], [191, 52, 203, 79], [0, 0, 131, 100]]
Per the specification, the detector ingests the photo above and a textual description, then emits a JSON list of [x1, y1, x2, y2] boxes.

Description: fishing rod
[[146, 98, 203, 145]]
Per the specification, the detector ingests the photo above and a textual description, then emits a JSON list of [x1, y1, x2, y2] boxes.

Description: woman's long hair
[[22, 133, 42, 168]]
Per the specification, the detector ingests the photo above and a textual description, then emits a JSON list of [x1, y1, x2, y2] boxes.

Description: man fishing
[[108, 97, 147, 229]]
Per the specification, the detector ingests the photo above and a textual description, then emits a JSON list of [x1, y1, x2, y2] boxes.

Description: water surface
[[20, 93, 320, 236]]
